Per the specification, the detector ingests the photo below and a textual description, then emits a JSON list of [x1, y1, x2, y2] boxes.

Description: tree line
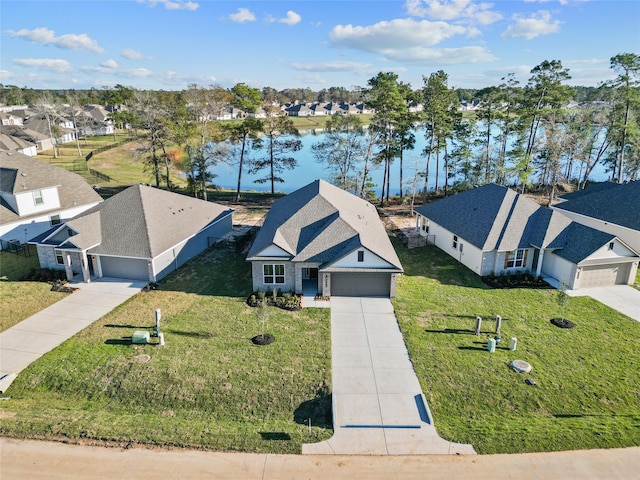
[[2, 52, 638, 205]]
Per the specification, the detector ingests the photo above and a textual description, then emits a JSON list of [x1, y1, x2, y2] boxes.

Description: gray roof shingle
[[554, 181, 640, 231], [0, 150, 103, 225], [77, 184, 233, 258], [248, 179, 403, 271], [415, 183, 624, 263]]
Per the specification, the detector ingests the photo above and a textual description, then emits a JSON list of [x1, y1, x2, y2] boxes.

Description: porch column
[[80, 251, 91, 283], [63, 252, 74, 281], [536, 249, 545, 278]]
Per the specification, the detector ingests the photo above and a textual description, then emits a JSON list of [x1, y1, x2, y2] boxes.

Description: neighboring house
[[0, 133, 37, 156], [247, 179, 404, 297], [23, 115, 75, 145], [75, 105, 115, 136], [0, 150, 103, 248], [553, 181, 640, 254], [31, 184, 233, 283], [2, 125, 54, 152], [414, 184, 638, 290]]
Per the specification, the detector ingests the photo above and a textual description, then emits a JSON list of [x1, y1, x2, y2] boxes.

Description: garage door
[[100, 256, 149, 281], [330, 272, 391, 297], [579, 264, 631, 288]]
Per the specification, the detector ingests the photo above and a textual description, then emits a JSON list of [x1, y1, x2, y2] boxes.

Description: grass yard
[[393, 239, 640, 454], [0, 246, 332, 453], [0, 251, 70, 332]]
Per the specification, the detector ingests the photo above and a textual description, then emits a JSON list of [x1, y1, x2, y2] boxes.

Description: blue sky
[[2, 0, 639, 92]]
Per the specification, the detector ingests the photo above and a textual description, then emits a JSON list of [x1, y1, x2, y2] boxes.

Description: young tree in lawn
[[250, 107, 301, 194], [605, 53, 640, 182], [311, 113, 366, 192]]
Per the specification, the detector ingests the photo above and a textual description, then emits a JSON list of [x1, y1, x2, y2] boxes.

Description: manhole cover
[[134, 354, 151, 363], [511, 359, 532, 373]]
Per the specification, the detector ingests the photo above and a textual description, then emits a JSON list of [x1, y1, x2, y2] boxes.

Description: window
[[357, 251, 364, 262], [33, 190, 44, 205], [504, 249, 527, 269], [452, 235, 458, 250], [421, 219, 429, 234], [50, 214, 61, 226], [263, 264, 285, 284], [55, 249, 64, 265], [608, 242, 615, 250]]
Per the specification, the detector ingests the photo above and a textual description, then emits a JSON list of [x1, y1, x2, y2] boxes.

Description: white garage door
[[100, 256, 149, 281], [579, 264, 631, 288], [330, 272, 391, 297]]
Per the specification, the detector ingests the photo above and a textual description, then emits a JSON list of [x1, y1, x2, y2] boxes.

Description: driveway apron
[[0, 277, 146, 391], [576, 285, 640, 322], [303, 297, 475, 455]]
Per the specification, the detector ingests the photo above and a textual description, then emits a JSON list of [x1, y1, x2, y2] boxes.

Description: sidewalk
[[2, 438, 638, 480], [0, 277, 145, 392]]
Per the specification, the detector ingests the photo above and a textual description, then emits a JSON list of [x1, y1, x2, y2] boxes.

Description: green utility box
[[132, 331, 150, 344]]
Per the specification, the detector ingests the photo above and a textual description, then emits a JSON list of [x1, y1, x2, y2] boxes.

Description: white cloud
[[383, 45, 497, 64], [229, 8, 256, 23], [502, 11, 561, 39], [6, 27, 104, 53], [121, 48, 145, 60], [101, 59, 118, 69], [330, 18, 467, 51], [291, 61, 373, 73], [405, 0, 502, 25], [279, 11, 302, 25], [131, 68, 154, 77], [13, 58, 72, 73], [139, 0, 199, 11]]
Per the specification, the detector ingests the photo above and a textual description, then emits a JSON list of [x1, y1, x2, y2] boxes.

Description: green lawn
[[0, 251, 70, 332], [393, 240, 640, 454], [0, 245, 332, 453]]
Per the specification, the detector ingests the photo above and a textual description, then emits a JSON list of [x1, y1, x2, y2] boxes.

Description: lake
[[209, 128, 610, 196]]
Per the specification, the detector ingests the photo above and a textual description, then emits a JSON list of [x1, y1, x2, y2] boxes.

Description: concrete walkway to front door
[[0, 277, 146, 392], [303, 297, 475, 455]]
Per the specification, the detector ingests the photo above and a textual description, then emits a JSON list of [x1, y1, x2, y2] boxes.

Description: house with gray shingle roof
[[414, 184, 638, 290], [0, 150, 102, 249], [30, 184, 233, 283], [247, 179, 403, 297], [553, 181, 640, 254]]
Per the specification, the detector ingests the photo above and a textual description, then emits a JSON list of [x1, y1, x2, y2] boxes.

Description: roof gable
[[247, 180, 402, 270]]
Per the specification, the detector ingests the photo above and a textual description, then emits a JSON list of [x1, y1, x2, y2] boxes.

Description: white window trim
[[263, 264, 285, 285], [33, 190, 44, 206], [505, 249, 526, 269], [452, 235, 458, 250], [55, 249, 64, 265]]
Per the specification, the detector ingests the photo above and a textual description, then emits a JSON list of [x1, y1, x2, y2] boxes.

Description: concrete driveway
[[569, 285, 640, 322], [0, 277, 146, 392], [303, 297, 475, 455]]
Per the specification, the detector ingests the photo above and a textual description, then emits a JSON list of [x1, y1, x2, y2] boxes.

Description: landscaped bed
[[0, 245, 332, 453], [393, 239, 640, 454]]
